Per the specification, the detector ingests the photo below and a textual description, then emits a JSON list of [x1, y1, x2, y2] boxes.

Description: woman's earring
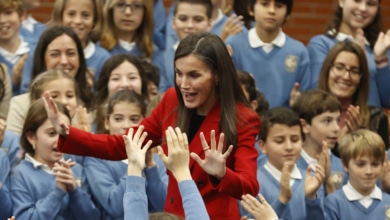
[[32, 144, 36, 150]]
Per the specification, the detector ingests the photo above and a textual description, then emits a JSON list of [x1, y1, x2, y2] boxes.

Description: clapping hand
[[190, 130, 233, 180], [240, 194, 279, 220], [53, 159, 77, 192], [304, 164, 326, 199]]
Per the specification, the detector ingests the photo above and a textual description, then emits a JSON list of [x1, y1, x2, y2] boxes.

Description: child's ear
[[300, 118, 310, 134], [26, 132, 37, 147], [104, 117, 110, 131], [259, 140, 267, 154]]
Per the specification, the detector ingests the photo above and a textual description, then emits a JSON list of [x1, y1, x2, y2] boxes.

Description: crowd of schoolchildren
[[0, 0, 390, 219]]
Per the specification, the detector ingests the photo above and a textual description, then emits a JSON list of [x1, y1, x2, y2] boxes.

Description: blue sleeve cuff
[[126, 176, 146, 193]]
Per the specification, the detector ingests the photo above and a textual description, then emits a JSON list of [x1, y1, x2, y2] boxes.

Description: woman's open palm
[[190, 130, 233, 180]]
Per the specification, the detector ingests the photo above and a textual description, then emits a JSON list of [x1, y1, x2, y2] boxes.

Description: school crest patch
[[75, 177, 82, 187], [330, 171, 345, 189], [385, 205, 390, 220], [285, 55, 299, 73]]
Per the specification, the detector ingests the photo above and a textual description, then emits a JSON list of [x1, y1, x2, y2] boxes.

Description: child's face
[[260, 124, 302, 171], [250, 0, 288, 34], [112, 0, 145, 37], [28, 114, 71, 168], [42, 78, 78, 118], [62, 0, 95, 46], [105, 102, 143, 135], [344, 155, 382, 196], [0, 9, 22, 42], [108, 60, 142, 98], [339, 0, 379, 31], [305, 111, 340, 149], [44, 34, 80, 77], [328, 51, 361, 99], [173, 3, 211, 41], [147, 81, 158, 100]]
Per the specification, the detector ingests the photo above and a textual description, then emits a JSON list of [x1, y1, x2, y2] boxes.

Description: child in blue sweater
[[292, 90, 348, 193], [325, 129, 390, 220], [19, 0, 46, 43], [307, 0, 390, 108], [160, 0, 212, 92], [84, 90, 168, 219], [0, 0, 34, 95], [10, 100, 100, 219], [241, 107, 325, 220], [0, 149, 12, 220], [225, 0, 310, 108]]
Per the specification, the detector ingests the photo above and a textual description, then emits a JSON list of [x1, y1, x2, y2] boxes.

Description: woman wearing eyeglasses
[[99, 0, 165, 82], [318, 41, 389, 148]]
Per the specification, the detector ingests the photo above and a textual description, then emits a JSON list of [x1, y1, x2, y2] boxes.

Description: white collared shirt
[[342, 181, 382, 208], [84, 41, 96, 60], [0, 37, 30, 64], [328, 30, 369, 46], [118, 40, 136, 51], [264, 161, 302, 186], [301, 149, 318, 170], [211, 9, 224, 26], [22, 15, 38, 33], [172, 41, 179, 51], [248, 28, 286, 53], [24, 153, 53, 175]]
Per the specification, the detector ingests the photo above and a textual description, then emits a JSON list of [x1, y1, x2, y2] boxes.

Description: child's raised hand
[[123, 126, 152, 177], [374, 29, 390, 66], [338, 105, 361, 143], [7, 216, 15, 220], [219, 14, 244, 41], [289, 82, 300, 107], [380, 152, 390, 193], [279, 163, 292, 204], [240, 194, 279, 220], [42, 92, 69, 137], [190, 130, 233, 180], [318, 141, 336, 194], [73, 107, 91, 132], [158, 127, 191, 182], [304, 164, 325, 199]]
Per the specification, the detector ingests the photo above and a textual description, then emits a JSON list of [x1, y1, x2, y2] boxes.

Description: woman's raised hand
[[123, 125, 152, 177], [42, 92, 69, 137], [190, 130, 233, 180], [158, 127, 191, 182]]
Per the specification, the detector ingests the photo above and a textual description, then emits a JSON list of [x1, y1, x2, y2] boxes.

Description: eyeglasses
[[114, 2, 145, 13], [330, 63, 362, 80]]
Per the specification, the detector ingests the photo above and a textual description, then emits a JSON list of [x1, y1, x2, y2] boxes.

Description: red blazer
[[58, 88, 260, 220]]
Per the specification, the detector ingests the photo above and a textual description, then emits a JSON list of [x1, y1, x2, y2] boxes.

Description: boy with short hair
[[242, 107, 325, 220], [225, 0, 310, 108], [0, 0, 34, 95], [325, 129, 390, 220], [159, 0, 212, 91], [292, 90, 347, 192]]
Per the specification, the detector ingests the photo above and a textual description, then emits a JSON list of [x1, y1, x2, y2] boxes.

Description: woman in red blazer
[[44, 32, 260, 220]]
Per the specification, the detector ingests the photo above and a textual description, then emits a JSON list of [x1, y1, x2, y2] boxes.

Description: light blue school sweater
[[108, 43, 166, 85], [20, 42, 110, 94], [0, 129, 22, 168], [84, 154, 168, 219], [325, 187, 390, 220], [242, 165, 322, 220], [124, 176, 209, 220], [225, 31, 311, 108], [153, 0, 166, 50], [20, 23, 46, 44], [307, 34, 390, 108], [10, 158, 100, 219], [0, 150, 12, 220]]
